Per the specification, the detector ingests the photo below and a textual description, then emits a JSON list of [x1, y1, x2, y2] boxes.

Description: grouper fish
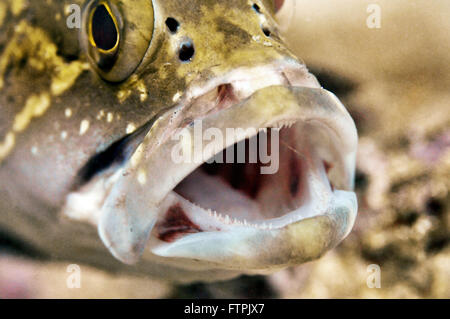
[[0, 0, 358, 282]]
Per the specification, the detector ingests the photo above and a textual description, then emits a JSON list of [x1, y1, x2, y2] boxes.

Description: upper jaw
[[181, 58, 321, 103]]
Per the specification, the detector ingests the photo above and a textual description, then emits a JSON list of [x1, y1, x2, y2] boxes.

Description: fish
[[0, 0, 358, 283]]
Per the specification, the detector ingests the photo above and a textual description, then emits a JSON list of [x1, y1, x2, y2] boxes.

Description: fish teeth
[[202, 206, 281, 230], [273, 120, 296, 130]]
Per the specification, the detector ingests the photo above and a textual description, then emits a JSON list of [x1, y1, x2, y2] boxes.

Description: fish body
[[0, 0, 358, 282]]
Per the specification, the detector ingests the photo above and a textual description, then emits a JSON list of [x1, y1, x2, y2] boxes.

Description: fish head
[[74, 0, 358, 277], [0, 0, 357, 281]]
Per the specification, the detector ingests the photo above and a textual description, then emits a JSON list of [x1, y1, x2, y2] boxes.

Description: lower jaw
[[148, 189, 357, 271]]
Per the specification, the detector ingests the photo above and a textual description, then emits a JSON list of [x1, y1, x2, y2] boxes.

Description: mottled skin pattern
[[0, 0, 356, 281], [0, 0, 291, 194]]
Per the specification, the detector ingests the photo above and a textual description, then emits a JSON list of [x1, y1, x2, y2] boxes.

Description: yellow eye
[[89, 3, 119, 52], [81, 0, 154, 82]]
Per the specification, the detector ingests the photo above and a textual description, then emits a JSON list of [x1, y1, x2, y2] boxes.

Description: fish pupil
[[91, 4, 118, 51]]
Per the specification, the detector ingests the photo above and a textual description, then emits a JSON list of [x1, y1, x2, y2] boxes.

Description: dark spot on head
[[73, 122, 152, 189], [252, 3, 262, 13], [179, 41, 195, 62], [215, 18, 252, 48], [262, 27, 271, 37], [165, 17, 180, 34]]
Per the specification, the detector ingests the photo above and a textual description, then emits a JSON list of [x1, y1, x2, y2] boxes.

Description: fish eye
[[81, 0, 154, 82], [89, 4, 119, 52]]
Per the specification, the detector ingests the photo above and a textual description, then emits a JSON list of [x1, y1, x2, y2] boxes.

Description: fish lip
[[178, 58, 320, 108]]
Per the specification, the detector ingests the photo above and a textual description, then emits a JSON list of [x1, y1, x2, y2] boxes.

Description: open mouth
[[148, 84, 357, 253], [156, 123, 335, 243], [64, 63, 358, 267]]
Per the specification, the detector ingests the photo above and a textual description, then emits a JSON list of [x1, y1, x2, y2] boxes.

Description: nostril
[[252, 3, 262, 13], [262, 27, 271, 37], [251, 3, 273, 38], [179, 41, 195, 62], [166, 17, 180, 33]]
